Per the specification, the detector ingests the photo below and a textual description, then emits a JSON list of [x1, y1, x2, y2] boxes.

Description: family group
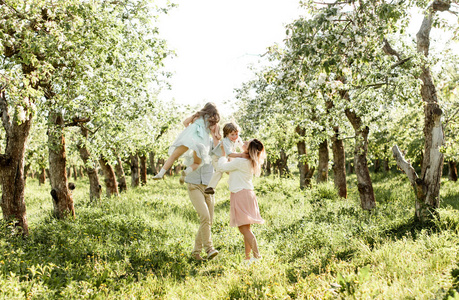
[[152, 103, 265, 263]]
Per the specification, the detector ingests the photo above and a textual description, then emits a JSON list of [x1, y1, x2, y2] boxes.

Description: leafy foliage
[[0, 173, 459, 298]]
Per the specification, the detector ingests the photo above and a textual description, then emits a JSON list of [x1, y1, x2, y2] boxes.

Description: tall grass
[[1, 173, 459, 299]]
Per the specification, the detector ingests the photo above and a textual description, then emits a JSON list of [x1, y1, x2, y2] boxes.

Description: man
[[183, 137, 219, 261]]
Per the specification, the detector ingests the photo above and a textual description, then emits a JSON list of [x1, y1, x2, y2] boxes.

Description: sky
[[156, 0, 305, 113], [156, 1, 458, 115]]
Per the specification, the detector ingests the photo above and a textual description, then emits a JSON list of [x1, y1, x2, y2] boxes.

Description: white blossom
[[17, 106, 26, 122], [318, 73, 327, 85]]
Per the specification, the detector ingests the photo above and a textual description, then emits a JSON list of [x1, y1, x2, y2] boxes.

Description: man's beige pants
[[187, 183, 215, 255]]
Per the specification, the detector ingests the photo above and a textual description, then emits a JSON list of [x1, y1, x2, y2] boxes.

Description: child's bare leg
[[154, 146, 188, 179], [189, 151, 202, 171], [238, 224, 260, 259], [163, 146, 189, 170]]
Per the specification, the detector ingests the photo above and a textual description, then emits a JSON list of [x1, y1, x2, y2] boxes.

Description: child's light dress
[[168, 116, 212, 167]]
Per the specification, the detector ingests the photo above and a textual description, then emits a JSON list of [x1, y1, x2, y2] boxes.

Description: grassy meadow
[[1, 172, 459, 299]]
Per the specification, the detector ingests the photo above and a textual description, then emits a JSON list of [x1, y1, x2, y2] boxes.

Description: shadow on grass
[[380, 217, 439, 242], [443, 267, 459, 299], [0, 210, 192, 297], [441, 193, 459, 210]]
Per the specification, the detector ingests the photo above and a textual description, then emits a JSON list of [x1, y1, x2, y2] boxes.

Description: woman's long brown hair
[[247, 139, 266, 177], [192, 102, 220, 129]]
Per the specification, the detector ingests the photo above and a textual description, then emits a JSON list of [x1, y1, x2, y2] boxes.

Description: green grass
[[1, 173, 459, 299]]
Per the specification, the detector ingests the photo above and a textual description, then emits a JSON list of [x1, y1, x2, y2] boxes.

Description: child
[[217, 138, 266, 263], [204, 122, 246, 195], [153, 102, 220, 180]]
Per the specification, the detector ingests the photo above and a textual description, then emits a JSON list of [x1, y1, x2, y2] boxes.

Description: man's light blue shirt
[[185, 138, 216, 185]]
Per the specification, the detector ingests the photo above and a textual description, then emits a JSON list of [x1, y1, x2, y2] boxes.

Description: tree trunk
[[139, 154, 147, 186], [317, 139, 329, 183], [0, 91, 31, 235], [39, 167, 46, 185], [130, 154, 140, 187], [265, 160, 271, 176], [331, 126, 347, 198], [344, 106, 376, 210], [296, 125, 315, 189], [115, 155, 128, 192], [72, 165, 78, 182], [448, 161, 458, 182], [347, 161, 354, 174], [374, 159, 381, 173], [383, 158, 390, 173], [99, 156, 119, 197], [48, 111, 75, 219], [276, 149, 289, 177], [149, 151, 156, 175], [76, 127, 101, 202], [393, 4, 447, 222], [174, 164, 182, 175]]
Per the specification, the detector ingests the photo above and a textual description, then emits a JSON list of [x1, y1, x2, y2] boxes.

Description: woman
[[218, 139, 265, 262]]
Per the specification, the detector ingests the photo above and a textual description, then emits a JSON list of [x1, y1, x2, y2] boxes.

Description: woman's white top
[[217, 157, 253, 193]]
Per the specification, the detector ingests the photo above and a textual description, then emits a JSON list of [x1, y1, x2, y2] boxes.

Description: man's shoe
[[204, 187, 215, 194], [206, 249, 219, 260]]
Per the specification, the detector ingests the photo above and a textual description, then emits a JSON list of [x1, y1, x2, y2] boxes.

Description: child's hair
[[192, 102, 220, 129], [247, 139, 265, 177], [223, 122, 239, 138]]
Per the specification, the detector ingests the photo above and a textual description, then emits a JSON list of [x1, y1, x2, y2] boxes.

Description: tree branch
[[392, 145, 418, 187], [382, 38, 402, 60], [390, 56, 412, 69], [65, 117, 91, 127]]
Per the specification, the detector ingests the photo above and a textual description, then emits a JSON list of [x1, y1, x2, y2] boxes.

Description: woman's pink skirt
[[230, 189, 264, 227]]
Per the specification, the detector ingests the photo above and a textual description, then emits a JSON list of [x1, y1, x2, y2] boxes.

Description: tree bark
[[0, 90, 31, 235], [48, 111, 75, 219], [265, 160, 272, 176], [276, 149, 289, 177], [115, 155, 127, 192], [39, 167, 46, 185], [130, 154, 140, 187], [99, 156, 119, 197], [296, 125, 315, 189], [331, 126, 347, 198], [317, 139, 329, 183], [139, 154, 147, 186], [383, 158, 390, 173], [344, 106, 376, 210], [174, 164, 182, 175], [76, 127, 101, 202], [391, 4, 447, 222], [72, 165, 78, 182], [374, 159, 381, 173], [149, 151, 156, 175], [448, 161, 458, 182]]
